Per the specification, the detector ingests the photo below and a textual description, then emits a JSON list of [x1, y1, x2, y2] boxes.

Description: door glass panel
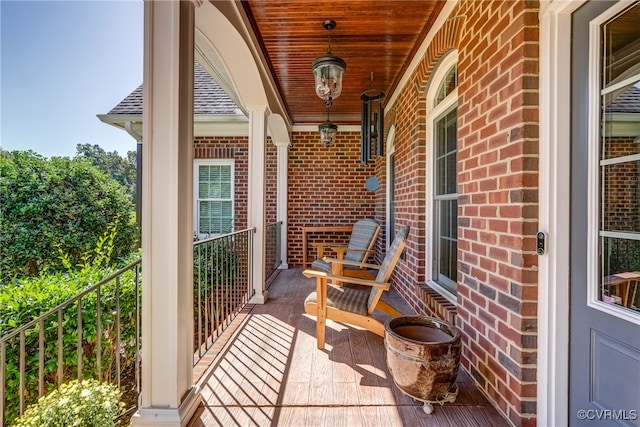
[[598, 2, 640, 314]]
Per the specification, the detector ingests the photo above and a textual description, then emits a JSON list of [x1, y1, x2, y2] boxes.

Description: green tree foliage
[[0, 150, 138, 281], [75, 143, 136, 201]]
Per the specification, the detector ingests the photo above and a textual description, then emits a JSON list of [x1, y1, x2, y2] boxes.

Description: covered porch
[[186, 268, 508, 427]]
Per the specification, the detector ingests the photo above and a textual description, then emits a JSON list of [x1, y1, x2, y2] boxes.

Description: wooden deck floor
[[187, 268, 510, 427]]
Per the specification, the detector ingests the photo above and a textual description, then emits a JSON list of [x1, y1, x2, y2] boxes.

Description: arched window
[[425, 52, 458, 301]]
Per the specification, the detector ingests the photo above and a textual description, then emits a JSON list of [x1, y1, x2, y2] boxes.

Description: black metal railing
[[0, 260, 142, 426], [1, 226, 263, 425], [266, 221, 283, 279], [193, 228, 254, 364]]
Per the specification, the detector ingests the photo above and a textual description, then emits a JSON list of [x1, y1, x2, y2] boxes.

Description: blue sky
[[1, 0, 143, 158]]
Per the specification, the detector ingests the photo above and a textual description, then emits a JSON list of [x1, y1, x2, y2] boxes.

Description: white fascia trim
[[538, 1, 585, 425], [385, 0, 458, 112], [194, 114, 249, 136], [98, 114, 250, 138], [97, 113, 143, 124], [194, 122, 249, 137]]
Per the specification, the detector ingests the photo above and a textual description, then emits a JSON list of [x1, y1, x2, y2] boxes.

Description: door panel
[[591, 332, 640, 413], [570, 1, 640, 426]]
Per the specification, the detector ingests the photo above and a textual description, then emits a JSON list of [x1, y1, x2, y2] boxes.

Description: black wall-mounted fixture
[[360, 85, 385, 165]]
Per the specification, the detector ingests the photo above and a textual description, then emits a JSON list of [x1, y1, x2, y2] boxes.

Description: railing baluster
[[19, 331, 25, 416], [1, 342, 5, 426], [77, 299, 83, 381], [39, 319, 44, 397], [97, 286, 102, 382], [197, 243, 203, 358], [58, 309, 63, 386], [135, 263, 142, 398], [211, 242, 220, 336], [115, 276, 121, 389], [225, 235, 230, 327]]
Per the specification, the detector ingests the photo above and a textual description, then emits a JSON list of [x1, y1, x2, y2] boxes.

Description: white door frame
[[538, 1, 587, 425]]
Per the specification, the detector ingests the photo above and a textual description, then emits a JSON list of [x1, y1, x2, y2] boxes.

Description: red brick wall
[[288, 131, 377, 267], [456, 3, 539, 424], [382, 1, 540, 426]]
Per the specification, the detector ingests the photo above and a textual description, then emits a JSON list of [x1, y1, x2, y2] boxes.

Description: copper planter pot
[[384, 315, 461, 414]]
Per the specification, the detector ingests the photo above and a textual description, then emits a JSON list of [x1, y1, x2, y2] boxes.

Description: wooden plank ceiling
[[242, 1, 444, 125]]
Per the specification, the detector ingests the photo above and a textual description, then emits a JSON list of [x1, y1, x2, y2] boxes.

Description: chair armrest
[[327, 246, 373, 254], [310, 242, 336, 259], [321, 257, 381, 270], [327, 246, 374, 260], [302, 268, 390, 290]]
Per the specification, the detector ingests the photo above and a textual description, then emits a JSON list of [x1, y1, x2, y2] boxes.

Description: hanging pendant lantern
[[312, 20, 346, 107], [319, 106, 338, 148]]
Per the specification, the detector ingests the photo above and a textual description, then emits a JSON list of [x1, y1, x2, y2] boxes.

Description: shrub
[[0, 149, 138, 281], [12, 379, 123, 427], [0, 231, 141, 424]]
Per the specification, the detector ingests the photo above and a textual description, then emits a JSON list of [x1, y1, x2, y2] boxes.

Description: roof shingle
[[108, 61, 238, 115]]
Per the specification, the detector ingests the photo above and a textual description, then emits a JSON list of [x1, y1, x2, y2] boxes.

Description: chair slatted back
[[344, 219, 380, 263], [367, 225, 410, 311]]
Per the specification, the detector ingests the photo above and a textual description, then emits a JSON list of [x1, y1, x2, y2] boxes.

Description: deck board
[[188, 268, 510, 427]]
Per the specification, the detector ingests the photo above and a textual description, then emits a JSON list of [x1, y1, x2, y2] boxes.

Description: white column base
[[278, 263, 289, 270], [249, 290, 268, 304], [130, 386, 201, 427]]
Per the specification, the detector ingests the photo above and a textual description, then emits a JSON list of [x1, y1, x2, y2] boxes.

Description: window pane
[[435, 64, 458, 106], [439, 238, 450, 278], [598, 3, 640, 314], [436, 119, 446, 156], [199, 165, 232, 199], [199, 200, 233, 235], [602, 3, 640, 88], [447, 153, 457, 194], [436, 199, 458, 291], [600, 237, 640, 311], [437, 157, 446, 195], [601, 160, 640, 233], [451, 200, 458, 239], [435, 108, 458, 196]]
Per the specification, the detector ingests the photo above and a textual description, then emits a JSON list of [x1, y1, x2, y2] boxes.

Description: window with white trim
[[593, 3, 640, 316], [194, 159, 234, 238], [426, 53, 458, 301], [434, 105, 458, 293]]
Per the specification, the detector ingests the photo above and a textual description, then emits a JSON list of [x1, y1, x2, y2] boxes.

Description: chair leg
[[316, 276, 328, 349], [376, 300, 403, 317]]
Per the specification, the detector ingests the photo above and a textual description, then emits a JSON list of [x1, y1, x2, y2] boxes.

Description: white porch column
[[275, 140, 289, 269], [131, 1, 201, 426], [248, 108, 269, 304]]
